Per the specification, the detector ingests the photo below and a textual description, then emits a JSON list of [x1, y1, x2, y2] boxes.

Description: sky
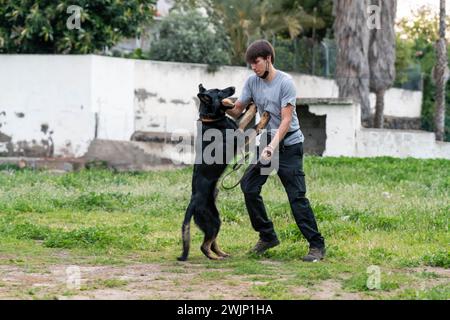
[[397, 0, 449, 19]]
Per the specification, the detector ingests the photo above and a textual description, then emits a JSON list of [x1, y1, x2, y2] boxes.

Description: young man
[[226, 40, 326, 262]]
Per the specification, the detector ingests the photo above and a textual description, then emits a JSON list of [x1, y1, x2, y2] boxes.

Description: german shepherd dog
[[177, 84, 238, 261]]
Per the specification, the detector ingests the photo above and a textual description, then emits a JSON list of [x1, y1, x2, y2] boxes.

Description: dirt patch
[[408, 266, 450, 278], [0, 263, 259, 300], [1, 263, 447, 300], [310, 280, 363, 300]]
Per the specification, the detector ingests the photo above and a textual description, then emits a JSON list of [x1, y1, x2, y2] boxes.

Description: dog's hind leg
[[211, 239, 230, 258], [209, 206, 230, 258], [199, 215, 222, 260], [200, 235, 222, 260]]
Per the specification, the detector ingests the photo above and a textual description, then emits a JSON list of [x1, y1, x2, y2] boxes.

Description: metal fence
[[271, 37, 422, 91]]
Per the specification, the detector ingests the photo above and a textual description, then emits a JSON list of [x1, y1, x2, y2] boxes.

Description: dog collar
[[199, 116, 226, 123]]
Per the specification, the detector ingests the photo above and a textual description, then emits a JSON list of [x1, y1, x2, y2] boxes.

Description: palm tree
[[369, 0, 397, 128], [175, 0, 322, 65], [333, 0, 371, 124], [433, 0, 449, 141]]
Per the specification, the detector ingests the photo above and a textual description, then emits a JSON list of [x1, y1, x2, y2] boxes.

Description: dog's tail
[[177, 207, 194, 261]]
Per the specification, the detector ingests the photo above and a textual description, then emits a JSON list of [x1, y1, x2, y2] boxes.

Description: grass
[[0, 156, 448, 300]]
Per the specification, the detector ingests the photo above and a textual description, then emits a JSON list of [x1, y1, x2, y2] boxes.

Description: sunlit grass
[[0, 157, 448, 299]]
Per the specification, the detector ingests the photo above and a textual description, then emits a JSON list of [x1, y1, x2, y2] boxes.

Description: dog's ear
[[197, 93, 212, 105], [221, 86, 235, 98], [198, 84, 206, 93]]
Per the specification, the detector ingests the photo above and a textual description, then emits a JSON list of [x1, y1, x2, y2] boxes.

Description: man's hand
[[260, 145, 274, 162], [225, 99, 246, 119], [222, 98, 235, 109]]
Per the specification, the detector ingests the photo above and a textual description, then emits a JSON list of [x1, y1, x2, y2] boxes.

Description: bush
[[0, 0, 156, 54], [149, 9, 231, 71]]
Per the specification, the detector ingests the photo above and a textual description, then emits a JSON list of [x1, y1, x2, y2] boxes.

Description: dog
[[178, 84, 271, 261], [177, 84, 238, 261]]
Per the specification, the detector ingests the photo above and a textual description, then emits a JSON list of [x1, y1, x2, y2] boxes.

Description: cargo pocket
[[293, 169, 307, 195]]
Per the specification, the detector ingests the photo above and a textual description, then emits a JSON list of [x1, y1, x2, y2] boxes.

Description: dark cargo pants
[[240, 142, 325, 248]]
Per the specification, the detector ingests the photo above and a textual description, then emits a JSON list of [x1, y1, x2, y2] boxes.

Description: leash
[[221, 149, 258, 190], [220, 109, 271, 191], [220, 127, 300, 190]]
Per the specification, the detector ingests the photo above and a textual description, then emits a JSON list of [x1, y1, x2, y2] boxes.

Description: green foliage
[[272, 35, 336, 77], [149, 9, 230, 71], [396, 7, 450, 45], [174, 0, 327, 66], [394, 36, 418, 87], [396, 7, 450, 141], [0, 0, 156, 53], [395, 285, 450, 300], [287, 0, 334, 39], [0, 163, 21, 171], [422, 250, 450, 268]]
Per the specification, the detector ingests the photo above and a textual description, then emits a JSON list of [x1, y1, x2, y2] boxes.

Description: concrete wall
[[1, 55, 443, 161], [369, 88, 422, 118], [301, 98, 360, 157], [133, 60, 422, 136], [91, 55, 135, 141], [148, 99, 450, 164], [0, 55, 94, 157], [356, 128, 450, 159], [0, 55, 135, 157]]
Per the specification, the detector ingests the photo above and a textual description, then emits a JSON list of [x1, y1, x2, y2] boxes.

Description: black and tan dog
[[177, 84, 237, 261], [178, 84, 269, 261]]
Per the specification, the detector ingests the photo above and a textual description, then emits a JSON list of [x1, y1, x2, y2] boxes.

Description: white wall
[[91, 55, 135, 141], [0, 55, 94, 157], [356, 129, 450, 159], [132, 60, 423, 136], [0, 55, 135, 157], [369, 88, 423, 118], [307, 99, 361, 157], [0, 55, 441, 160]]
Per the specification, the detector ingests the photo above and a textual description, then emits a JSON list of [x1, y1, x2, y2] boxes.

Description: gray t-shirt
[[237, 70, 304, 146]]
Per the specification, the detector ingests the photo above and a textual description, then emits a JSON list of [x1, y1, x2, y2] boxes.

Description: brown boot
[[302, 247, 326, 262]]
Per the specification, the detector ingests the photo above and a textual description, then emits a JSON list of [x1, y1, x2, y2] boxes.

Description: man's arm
[[225, 99, 246, 119], [261, 104, 293, 160]]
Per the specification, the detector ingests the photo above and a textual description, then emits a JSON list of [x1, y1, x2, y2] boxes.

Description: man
[[226, 40, 326, 262]]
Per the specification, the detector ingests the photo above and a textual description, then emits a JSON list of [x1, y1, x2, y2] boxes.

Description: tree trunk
[[369, 0, 397, 129], [333, 0, 371, 125], [433, 0, 448, 141], [374, 89, 385, 128]]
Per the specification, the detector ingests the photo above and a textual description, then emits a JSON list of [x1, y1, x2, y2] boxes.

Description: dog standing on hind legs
[[177, 84, 238, 261], [178, 84, 264, 261]]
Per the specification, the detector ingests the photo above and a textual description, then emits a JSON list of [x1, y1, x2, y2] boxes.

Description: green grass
[[0, 157, 449, 300]]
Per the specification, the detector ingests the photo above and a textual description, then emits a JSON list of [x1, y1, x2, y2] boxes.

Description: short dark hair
[[245, 40, 275, 64]]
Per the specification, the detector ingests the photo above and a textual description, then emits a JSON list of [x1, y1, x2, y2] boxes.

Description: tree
[[174, 0, 322, 65], [0, 0, 156, 54], [333, 0, 371, 124], [433, 0, 449, 141], [148, 9, 231, 70], [289, 0, 334, 39], [397, 6, 450, 141], [369, 0, 397, 128]]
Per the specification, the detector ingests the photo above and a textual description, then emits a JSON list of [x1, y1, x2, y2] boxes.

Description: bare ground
[[0, 262, 448, 300]]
